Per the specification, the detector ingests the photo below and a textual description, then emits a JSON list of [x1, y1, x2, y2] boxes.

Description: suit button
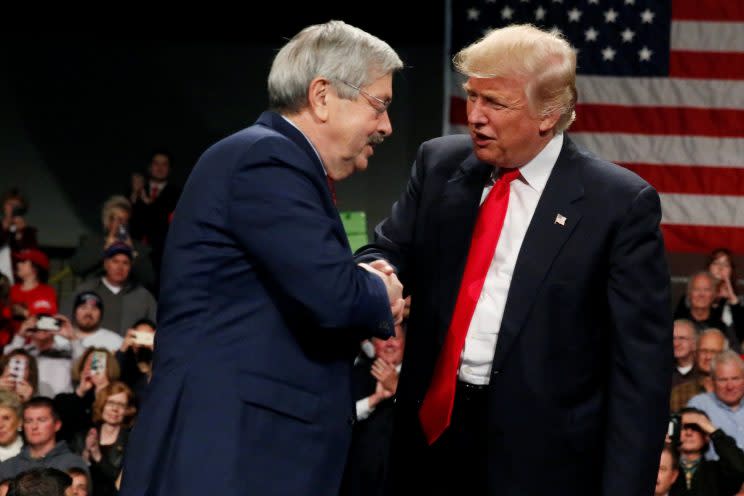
[[492, 370, 500, 375], [348, 416, 356, 426]]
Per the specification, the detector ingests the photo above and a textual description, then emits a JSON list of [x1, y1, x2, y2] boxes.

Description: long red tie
[[419, 168, 520, 445], [150, 185, 160, 202]]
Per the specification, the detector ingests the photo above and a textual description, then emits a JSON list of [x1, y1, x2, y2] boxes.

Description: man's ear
[[538, 110, 561, 134], [307, 77, 331, 122]]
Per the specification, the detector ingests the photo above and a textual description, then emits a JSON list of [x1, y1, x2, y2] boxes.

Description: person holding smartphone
[[0, 351, 38, 403]]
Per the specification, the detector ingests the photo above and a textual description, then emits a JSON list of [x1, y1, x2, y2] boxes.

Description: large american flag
[[445, 0, 744, 253]]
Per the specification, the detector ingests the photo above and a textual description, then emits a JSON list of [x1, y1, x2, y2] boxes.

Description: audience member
[[71, 382, 135, 496], [8, 250, 57, 327], [6, 468, 72, 496], [58, 292, 122, 360], [0, 189, 38, 255], [53, 348, 119, 444], [0, 398, 88, 481], [63, 468, 88, 496], [688, 350, 744, 458], [62, 244, 156, 336], [69, 196, 154, 289], [656, 444, 679, 496], [675, 271, 734, 348], [115, 318, 155, 402], [128, 149, 181, 276], [673, 319, 698, 388], [0, 351, 38, 402], [671, 329, 727, 413], [0, 390, 23, 462], [671, 407, 744, 495]]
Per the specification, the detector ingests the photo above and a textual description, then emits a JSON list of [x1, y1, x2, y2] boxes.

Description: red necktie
[[419, 168, 520, 445], [150, 185, 159, 201], [327, 177, 337, 205]]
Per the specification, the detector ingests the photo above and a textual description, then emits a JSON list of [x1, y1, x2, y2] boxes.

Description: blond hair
[[454, 24, 577, 132]]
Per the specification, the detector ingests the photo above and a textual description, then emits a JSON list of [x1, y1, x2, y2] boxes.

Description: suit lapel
[[491, 138, 585, 370], [436, 154, 493, 345]]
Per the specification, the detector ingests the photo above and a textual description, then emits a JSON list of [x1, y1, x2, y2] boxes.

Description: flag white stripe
[[671, 21, 744, 53], [570, 133, 744, 167], [660, 193, 744, 227], [576, 75, 744, 109]]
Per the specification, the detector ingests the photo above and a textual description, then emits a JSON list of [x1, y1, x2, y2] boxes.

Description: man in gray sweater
[[0, 398, 88, 481]]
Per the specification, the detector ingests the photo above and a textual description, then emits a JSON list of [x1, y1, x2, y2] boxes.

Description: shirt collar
[[497, 132, 563, 194], [281, 115, 327, 176], [712, 392, 744, 411]]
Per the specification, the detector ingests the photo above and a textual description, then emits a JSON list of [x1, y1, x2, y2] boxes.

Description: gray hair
[[674, 319, 698, 345], [268, 20, 403, 113], [699, 327, 729, 350], [711, 349, 744, 377], [687, 270, 717, 292]]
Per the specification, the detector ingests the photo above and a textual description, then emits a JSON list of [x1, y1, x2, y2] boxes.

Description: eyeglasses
[[340, 80, 391, 116]]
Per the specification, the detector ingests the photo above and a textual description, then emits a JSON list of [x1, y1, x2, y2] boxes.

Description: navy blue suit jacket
[[120, 111, 394, 496], [356, 135, 673, 496]]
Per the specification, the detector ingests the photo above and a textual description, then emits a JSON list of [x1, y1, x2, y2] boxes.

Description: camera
[[35, 315, 62, 332], [668, 413, 681, 446]]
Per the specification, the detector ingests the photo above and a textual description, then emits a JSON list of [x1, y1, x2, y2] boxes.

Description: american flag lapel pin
[[554, 213, 567, 226]]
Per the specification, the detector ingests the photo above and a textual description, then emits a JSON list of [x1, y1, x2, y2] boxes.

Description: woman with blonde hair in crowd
[[0, 389, 23, 462], [54, 347, 120, 444], [72, 381, 136, 496]]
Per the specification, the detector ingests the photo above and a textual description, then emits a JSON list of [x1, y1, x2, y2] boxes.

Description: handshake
[[359, 260, 406, 325]]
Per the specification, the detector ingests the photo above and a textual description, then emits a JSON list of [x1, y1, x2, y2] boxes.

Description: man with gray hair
[[688, 350, 744, 459], [357, 24, 672, 495], [119, 20, 404, 496]]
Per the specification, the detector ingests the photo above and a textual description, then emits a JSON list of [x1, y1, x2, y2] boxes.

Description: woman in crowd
[[73, 381, 136, 496], [54, 347, 120, 443], [0, 350, 38, 402], [8, 248, 57, 326], [0, 389, 23, 461], [0, 188, 37, 254]]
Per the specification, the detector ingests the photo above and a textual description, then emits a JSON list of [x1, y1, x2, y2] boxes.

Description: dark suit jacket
[[356, 134, 673, 496], [120, 111, 395, 496]]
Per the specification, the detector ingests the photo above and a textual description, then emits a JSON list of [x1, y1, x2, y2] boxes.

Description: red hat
[[13, 249, 50, 271], [28, 298, 55, 316]]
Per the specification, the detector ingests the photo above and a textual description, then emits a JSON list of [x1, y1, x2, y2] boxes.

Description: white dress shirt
[[458, 133, 564, 385]]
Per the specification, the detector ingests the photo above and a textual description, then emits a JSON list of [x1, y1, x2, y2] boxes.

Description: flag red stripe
[[573, 104, 744, 137], [670, 51, 744, 80], [662, 225, 744, 253], [672, 0, 744, 22], [620, 163, 744, 196]]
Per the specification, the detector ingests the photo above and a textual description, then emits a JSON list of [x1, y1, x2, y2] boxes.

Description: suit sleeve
[[355, 143, 428, 283], [602, 185, 673, 496], [227, 148, 393, 338]]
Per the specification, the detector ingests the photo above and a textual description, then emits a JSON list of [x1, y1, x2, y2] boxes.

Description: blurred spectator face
[[65, 473, 89, 496], [101, 392, 129, 426], [103, 254, 131, 286], [107, 207, 130, 233], [23, 406, 60, 448], [713, 361, 744, 407], [150, 153, 170, 181], [2, 197, 22, 219], [372, 324, 405, 366], [709, 253, 733, 283], [655, 449, 678, 496], [74, 301, 102, 333], [0, 406, 21, 447], [696, 333, 726, 373], [680, 412, 708, 454], [688, 274, 716, 311], [673, 322, 696, 362], [14, 259, 35, 281]]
